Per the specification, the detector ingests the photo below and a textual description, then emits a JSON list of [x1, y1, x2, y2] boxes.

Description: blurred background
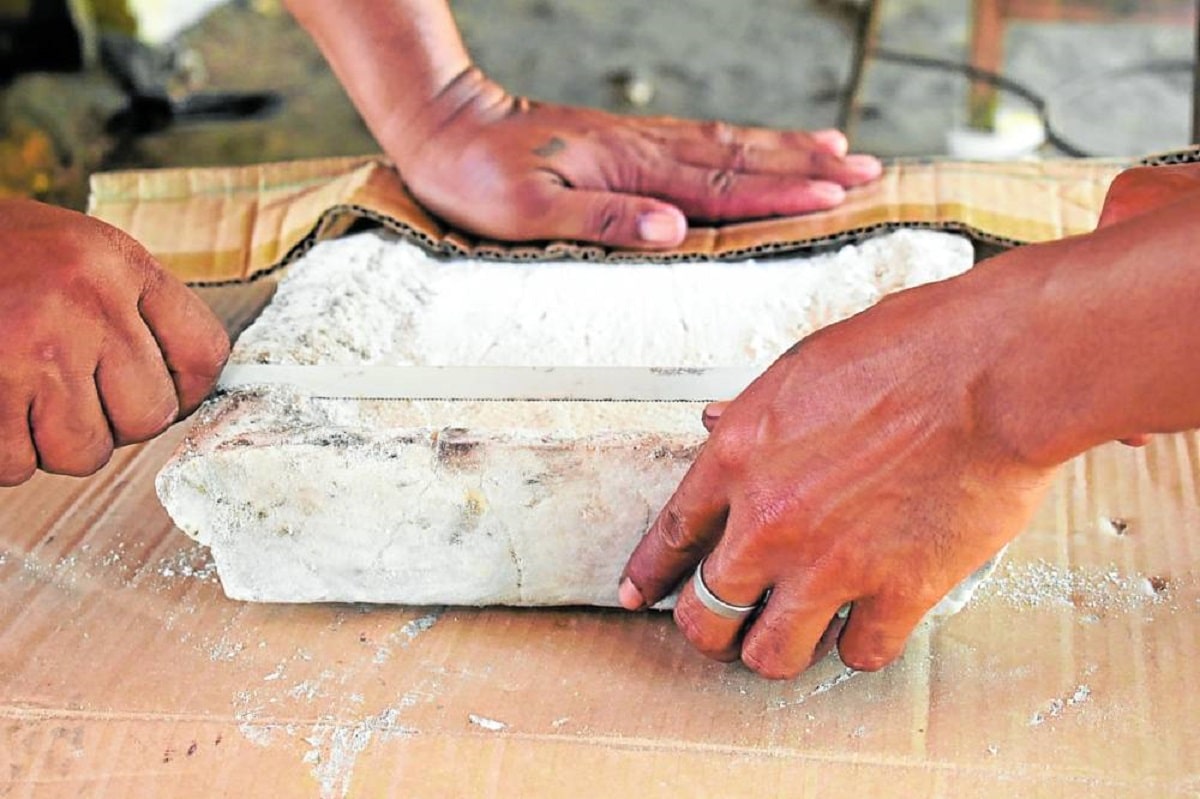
[[1, 0, 1196, 210]]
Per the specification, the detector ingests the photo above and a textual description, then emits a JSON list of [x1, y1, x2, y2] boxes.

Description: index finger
[[138, 271, 231, 417], [619, 445, 731, 609]]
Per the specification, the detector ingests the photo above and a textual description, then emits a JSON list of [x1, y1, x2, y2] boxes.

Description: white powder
[[233, 228, 974, 368], [979, 559, 1172, 612], [468, 714, 508, 732], [306, 708, 417, 799], [1029, 684, 1092, 726]]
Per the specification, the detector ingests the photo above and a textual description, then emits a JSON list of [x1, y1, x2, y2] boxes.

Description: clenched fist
[[0, 200, 229, 486]]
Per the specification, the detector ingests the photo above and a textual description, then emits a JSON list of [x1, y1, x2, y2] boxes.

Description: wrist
[[964, 237, 1127, 468], [285, 0, 488, 171], [377, 65, 512, 173]]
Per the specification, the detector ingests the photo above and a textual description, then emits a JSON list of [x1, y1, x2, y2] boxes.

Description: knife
[[217, 364, 762, 403]]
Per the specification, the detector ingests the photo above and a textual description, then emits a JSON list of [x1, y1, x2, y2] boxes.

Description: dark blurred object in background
[[0, 0, 92, 79]]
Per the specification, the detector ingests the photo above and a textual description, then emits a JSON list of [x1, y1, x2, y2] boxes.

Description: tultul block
[[155, 228, 1009, 609]]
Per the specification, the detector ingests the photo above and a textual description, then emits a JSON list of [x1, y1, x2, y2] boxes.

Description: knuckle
[[706, 169, 737, 197], [702, 121, 736, 144], [807, 150, 837, 174], [98, 221, 157, 277], [726, 142, 752, 171], [655, 502, 703, 557], [40, 447, 111, 478], [34, 342, 65, 366], [509, 178, 558, 219], [205, 321, 232, 358], [689, 170, 739, 219], [113, 396, 179, 443], [37, 423, 114, 476], [149, 314, 229, 392], [673, 603, 706, 645], [192, 327, 232, 377], [706, 431, 747, 472], [673, 603, 731, 658], [587, 200, 631, 240], [0, 459, 37, 487], [740, 475, 807, 532], [11, 328, 76, 372], [672, 604, 734, 657]]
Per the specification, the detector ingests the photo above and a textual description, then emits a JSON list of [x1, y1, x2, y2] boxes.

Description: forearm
[[971, 194, 1200, 465], [283, 0, 485, 165]]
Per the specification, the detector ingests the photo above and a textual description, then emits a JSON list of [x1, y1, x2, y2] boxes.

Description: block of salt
[[157, 229, 984, 608]]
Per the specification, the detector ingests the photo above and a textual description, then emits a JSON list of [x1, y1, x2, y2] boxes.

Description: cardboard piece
[[2, 392, 1197, 797], [3, 155, 1199, 795], [85, 148, 1196, 286]]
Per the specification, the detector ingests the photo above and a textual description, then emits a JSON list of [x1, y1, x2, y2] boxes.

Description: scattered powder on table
[[978, 559, 1170, 611], [156, 544, 219, 583], [1029, 684, 1092, 726], [468, 714, 508, 732]]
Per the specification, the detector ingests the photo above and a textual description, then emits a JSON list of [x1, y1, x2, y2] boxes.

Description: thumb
[[138, 270, 231, 417], [534, 186, 688, 249], [701, 401, 730, 432]]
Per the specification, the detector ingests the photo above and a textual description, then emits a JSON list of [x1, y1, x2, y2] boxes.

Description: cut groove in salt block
[[158, 229, 988, 609]]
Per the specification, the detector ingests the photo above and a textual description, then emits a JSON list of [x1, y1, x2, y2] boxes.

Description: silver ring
[[691, 556, 759, 621]]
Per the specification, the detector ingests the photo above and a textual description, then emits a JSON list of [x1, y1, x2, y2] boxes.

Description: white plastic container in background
[[945, 107, 1047, 160], [126, 0, 231, 44]]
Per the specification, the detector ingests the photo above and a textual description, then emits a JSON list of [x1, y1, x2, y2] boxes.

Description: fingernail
[[845, 154, 882, 176], [701, 401, 727, 431], [637, 210, 685, 244], [811, 129, 848, 156], [619, 578, 646, 610]]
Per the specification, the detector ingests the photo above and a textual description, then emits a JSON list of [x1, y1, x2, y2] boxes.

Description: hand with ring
[[616, 248, 1073, 679]]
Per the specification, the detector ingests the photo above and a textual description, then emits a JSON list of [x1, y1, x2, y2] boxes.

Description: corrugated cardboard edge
[[86, 146, 1200, 286]]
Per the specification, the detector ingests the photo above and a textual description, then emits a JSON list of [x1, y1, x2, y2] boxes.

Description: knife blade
[[217, 364, 762, 403]]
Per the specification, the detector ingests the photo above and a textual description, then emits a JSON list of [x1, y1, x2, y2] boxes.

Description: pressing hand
[[387, 70, 881, 249]]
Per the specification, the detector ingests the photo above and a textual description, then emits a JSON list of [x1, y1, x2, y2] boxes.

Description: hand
[[692, 163, 1200, 448], [385, 70, 882, 249], [618, 272, 1058, 678], [0, 200, 230, 486], [1097, 163, 1200, 229], [1093, 163, 1200, 448]]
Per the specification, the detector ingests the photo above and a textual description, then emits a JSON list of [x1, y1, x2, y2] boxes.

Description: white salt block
[[158, 229, 984, 608]]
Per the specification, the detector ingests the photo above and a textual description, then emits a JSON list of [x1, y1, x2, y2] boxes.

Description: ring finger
[[671, 139, 880, 186], [0, 391, 36, 485], [29, 374, 114, 477], [671, 512, 775, 662]]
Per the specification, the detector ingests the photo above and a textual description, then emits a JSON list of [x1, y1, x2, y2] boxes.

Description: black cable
[[868, 46, 1092, 157]]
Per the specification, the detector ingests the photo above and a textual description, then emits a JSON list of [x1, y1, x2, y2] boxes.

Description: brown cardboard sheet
[[86, 152, 1156, 285], [3, 155, 1200, 796], [2, 391, 1198, 797]]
